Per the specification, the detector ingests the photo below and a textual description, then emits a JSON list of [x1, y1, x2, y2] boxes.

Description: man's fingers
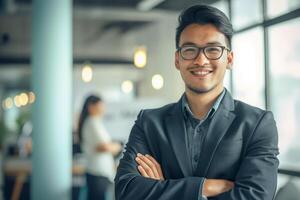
[[145, 154, 160, 167], [137, 165, 150, 178], [136, 154, 160, 179], [141, 155, 160, 178], [135, 156, 156, 178], [145, 154, 164, 180]]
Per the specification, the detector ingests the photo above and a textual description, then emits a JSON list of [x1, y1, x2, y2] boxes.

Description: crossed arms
[[135, 153, 234, 198], [114, 110, 279, 200]]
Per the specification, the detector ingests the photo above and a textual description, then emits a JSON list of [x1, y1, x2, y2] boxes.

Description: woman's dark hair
[[78, 95, 102, 143], [175, 5, 233, 49]]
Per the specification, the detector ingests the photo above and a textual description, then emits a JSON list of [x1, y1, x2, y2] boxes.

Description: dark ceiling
[[13, 0, 220, 11], [0, 0, 221, 90]]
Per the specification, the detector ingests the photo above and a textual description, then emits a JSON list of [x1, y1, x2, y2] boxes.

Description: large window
[[267, 0, 300, 18], [211, 0, 231, 92], [223, 71, 231, 92], [268, 17, 300, 167], [231, 0, 263, 29], [212, 0, 229, 18], [232, 27, 265, 109]]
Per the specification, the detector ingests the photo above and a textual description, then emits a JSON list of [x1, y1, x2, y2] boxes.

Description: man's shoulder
[[134, 102, 178, 127], [142, 102, 177, 118], [232, 99, 270, 120]]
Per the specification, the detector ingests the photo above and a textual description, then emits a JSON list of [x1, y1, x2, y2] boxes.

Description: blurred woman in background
[[78, 95, 122, 200]]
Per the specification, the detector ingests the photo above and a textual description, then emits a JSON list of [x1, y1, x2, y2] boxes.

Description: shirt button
[[194, 155, 198, 162]]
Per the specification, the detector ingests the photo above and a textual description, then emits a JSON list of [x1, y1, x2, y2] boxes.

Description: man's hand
[[203, 179, 234, 197], [135, 153, 165, 180], [135, 154, 234, 197]]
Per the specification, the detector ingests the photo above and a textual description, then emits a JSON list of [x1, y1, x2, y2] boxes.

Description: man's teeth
[[192, 71, 211, 75]]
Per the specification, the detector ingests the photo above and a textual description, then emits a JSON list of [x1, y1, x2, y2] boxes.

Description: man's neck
[[185, 85, 224, 120]]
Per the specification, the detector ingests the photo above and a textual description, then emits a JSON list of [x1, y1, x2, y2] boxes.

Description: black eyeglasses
[[177, 45, 231, 60]]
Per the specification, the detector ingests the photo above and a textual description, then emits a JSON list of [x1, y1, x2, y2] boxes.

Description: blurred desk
[[3, 157, 86, 200], [3, 157, 86, 176]]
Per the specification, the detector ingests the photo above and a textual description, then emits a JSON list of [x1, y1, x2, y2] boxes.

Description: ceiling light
[[121, 80, 134, 94], [152, 74, 164, 90], [5, 97, 13, 109], [29, 92, 36, 104], [134, 47, 147, 68], [14, 95, 22, 107], [82, 64, 93, 82], [19, 93, 29, 106]]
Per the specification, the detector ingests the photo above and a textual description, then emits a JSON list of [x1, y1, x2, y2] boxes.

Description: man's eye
[[182, 48, 197, 53], [206, 47, 221, 53]]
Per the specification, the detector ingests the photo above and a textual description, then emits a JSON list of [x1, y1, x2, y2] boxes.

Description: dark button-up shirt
[[182, 89, 226, 173], [182, 89, 226, 200]]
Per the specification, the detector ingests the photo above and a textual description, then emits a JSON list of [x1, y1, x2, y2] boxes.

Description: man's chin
[[186, 85, 215, 94], [186, 85, 220, 94]]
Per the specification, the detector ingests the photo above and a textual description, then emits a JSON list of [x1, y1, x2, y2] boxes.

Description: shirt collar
[[182, 89, 226, 121]]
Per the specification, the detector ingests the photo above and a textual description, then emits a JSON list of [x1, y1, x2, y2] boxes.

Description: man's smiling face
[[175, 23, 233, 94]]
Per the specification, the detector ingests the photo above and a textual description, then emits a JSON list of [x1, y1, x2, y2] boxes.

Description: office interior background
[[0, 0, 300, 199]]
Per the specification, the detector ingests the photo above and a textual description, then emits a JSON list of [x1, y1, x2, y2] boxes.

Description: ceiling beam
[[2, 4, 177, 21], [0, 57, 134, 67]]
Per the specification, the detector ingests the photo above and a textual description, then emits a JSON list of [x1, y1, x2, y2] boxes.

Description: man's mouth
[[190, 69, 213, 77]]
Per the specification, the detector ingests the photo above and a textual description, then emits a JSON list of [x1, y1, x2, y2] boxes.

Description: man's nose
[[193, 50, 209, 66]]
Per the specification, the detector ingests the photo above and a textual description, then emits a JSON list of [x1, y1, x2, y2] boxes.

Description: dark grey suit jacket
[[115, 90, 279, 200]]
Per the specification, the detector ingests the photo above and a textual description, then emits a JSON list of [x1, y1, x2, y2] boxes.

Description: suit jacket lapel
[[195, 91, 236, 177], [165, 98, 193, 177]]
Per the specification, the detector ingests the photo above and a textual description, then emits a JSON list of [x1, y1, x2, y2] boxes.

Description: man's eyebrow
[[181, 42, 197, 46], [180, 41, 224, 47], [206, 42, 223, 45]]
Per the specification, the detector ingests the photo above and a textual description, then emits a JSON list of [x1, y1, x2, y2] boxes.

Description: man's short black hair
[[176, 5, 233, 49]]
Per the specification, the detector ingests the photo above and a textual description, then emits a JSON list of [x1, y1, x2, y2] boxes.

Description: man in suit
[[115, 5, 279, 200]]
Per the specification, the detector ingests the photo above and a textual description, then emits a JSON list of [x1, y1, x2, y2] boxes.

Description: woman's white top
[[82, 116, 115, 182]]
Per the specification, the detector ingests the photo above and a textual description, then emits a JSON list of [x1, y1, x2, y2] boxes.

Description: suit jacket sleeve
[[114, 110, 205, 200], [213, 111, 279, 200]]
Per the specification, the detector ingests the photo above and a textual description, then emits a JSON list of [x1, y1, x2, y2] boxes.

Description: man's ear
[[175, 51, 180, 70], [226, 51, 234, 70]]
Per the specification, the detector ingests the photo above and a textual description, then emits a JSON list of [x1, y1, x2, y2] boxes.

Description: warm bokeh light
[[121, 80, 134, 94], [82, 64, 93, 82], [20, 92, 29, 106], [152, 74, 164, 90], [29, 92, 36, 104], [134, 47, 147, 68], [4, 97, 14, 109], [14, 95, 22, 107]]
